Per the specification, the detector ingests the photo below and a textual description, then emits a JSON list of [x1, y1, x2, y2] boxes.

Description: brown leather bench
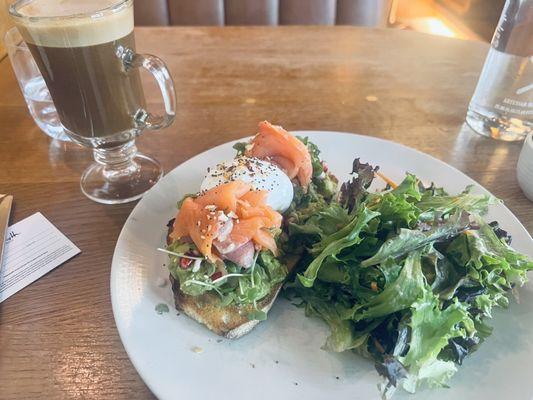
[[134, 0, 392, 27]]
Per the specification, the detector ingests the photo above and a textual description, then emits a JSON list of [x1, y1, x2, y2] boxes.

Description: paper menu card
[[0, 212, 81, 303]]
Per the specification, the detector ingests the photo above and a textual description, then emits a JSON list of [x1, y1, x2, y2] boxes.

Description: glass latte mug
[[10, 0, 176, 204]]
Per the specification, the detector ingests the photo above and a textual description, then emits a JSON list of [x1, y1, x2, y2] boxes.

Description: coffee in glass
[[10, 0, 176, 203]]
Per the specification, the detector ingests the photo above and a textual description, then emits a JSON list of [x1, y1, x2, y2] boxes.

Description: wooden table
[[0, 26, 531, 399]]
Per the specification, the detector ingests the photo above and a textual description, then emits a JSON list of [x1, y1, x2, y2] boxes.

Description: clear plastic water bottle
[[466, 0, 533, 141]]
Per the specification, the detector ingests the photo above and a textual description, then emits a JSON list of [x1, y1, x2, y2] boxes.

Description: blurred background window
[[391, 0, 506, 40]]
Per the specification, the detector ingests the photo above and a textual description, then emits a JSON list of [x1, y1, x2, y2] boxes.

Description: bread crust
[[170, 275, 283, 339]]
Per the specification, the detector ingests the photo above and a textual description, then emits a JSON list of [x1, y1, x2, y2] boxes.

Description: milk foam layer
[[13, 0, 133, 47], [19, 0, 119, 17]]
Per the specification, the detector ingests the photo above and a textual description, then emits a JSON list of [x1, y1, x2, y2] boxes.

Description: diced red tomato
[[180, 258, 193, 269]]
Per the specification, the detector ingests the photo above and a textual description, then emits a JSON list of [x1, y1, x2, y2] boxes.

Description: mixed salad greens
[[284, 157, 533, 396]]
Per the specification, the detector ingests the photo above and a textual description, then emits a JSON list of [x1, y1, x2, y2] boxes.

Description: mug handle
[[118, 46, 177, 130]]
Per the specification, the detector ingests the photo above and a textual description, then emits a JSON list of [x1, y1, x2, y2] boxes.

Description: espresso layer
[[27, 32, 146, 138]]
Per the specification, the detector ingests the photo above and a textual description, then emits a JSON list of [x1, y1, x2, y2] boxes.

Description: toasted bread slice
[[166, 219, 299, 338], [169, 274, 286, 339], [169, 255, 299, 339]]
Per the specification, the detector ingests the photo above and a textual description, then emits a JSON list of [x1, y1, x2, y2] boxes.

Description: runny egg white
[[200, 156, 294, 212]]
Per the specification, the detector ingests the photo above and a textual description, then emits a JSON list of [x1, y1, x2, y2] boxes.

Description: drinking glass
[[466, 0, 533, 141], [9, 0, 176, 204], [4, 27, 69, 141]]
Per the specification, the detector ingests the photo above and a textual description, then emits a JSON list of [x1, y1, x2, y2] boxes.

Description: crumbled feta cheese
[[192, 258, 202, 273]]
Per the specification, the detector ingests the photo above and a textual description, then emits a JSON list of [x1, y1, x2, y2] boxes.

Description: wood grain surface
[[0, 0, 14, 60], [0, 27, 531, 400]]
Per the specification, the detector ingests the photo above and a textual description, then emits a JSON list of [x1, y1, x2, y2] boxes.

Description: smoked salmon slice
[[170, 180, 282, 263], [245, 121, 312, 188], [195, 181, 251, 211]]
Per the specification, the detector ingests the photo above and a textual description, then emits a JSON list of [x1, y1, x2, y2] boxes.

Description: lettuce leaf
[[339, 158, 378, 212], [399, 290, 473, 392], [288, 202, 350, 238], [390, 173, 422, 202], [306, 300, 365, 353], [298, 206, 380, 287], [361, 210, 470, 268], [372, 192, 421, 229], [355, 250, 426, 321], [418, 185, 497, 221]]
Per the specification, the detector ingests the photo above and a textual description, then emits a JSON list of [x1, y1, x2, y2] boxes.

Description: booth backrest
[[134, 0, 392, 27]]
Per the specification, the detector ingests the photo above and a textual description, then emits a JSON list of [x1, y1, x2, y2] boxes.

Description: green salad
[[284, 158, 533, 396]]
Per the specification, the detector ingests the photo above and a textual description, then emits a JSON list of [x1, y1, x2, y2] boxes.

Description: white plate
[[111, 132, 533, 400]]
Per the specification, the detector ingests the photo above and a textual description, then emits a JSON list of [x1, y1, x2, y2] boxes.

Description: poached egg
[[200, 157, 294, 212]]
